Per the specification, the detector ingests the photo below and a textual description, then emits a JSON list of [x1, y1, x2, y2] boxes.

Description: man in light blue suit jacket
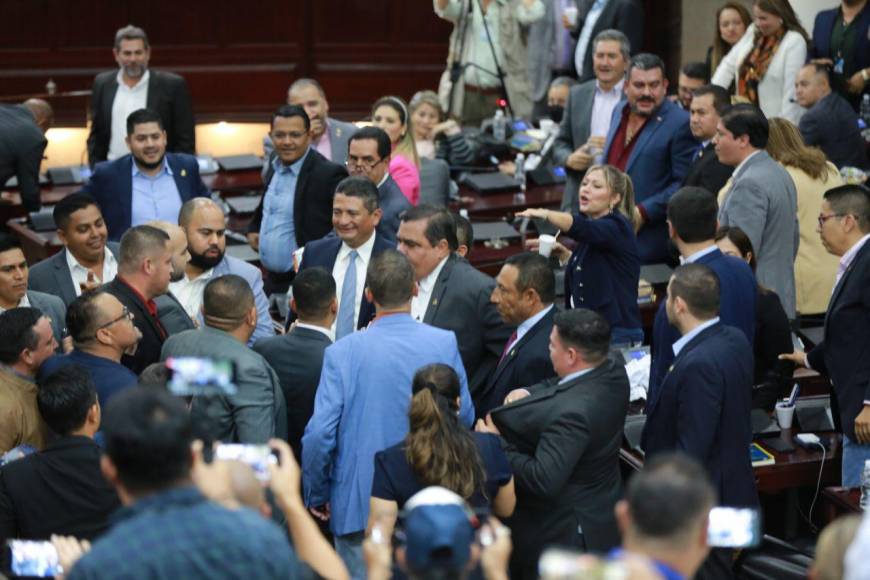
[[302, 250, 474, 579]]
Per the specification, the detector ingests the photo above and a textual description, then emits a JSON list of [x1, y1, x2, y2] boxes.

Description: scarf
[[737, 27, 785, 105]]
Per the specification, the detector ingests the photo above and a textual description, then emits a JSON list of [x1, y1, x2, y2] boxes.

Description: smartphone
[[166, 357, 237, 397], [214, 444, 278, 481], [707, 507, 761, 548], [6, 540, 61, 578]]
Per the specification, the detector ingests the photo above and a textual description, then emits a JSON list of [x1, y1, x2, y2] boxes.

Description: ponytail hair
[[405, 364, 486, 501]]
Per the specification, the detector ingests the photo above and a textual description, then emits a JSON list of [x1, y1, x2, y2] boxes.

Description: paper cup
[[538, 234, 556, 258], [775, 402, 795, 429], [564, 5, 578, 26], [539, 119, 556, 133]]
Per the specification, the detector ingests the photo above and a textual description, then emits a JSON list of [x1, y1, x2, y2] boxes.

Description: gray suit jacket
[[378, 175, 413, 243], [154, 293, 196, 336], [160, 326, 287, 444], [527, 0, 564, 102], [719, 151, 799, 318], [262, 117, 358, 166], [419, 157, 451, 208], [29, 242, 121, 306], [27, 291, 66, 345]]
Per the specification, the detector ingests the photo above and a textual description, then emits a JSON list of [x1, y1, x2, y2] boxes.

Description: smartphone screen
[[214, 444, 277, 481], [707, 507, 761, 548], [166, 357, 237, 397], [7, 540, 61, 578]]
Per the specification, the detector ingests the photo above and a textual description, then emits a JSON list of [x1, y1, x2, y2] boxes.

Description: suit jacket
[[0, 104, 47, 212], [249, 149, 348, 251], [262, 117, 358, 166], [572, 0, 643, 81], [491, 359, 629, 578], [103, 277, 167, 374], [811, 3, 870, 102], [648, 248, 756, 400], [81, 153, 210, 241], [25, 290, 66, 345], [299, 233, 395, 330], [799, 92, 869, 170], [302, 313, 474, 536], [642, 323, 758, 508], [154, 291, 196, 336], [87, 69, 195, 164], [0, 436, 120, 550], [253, 326, 332, 460], [210, 255, 274, 344], [423, 255, 514, 397], [477, 306, 557, 418], [603, 99, 696, 263], [718, 150, 799, 318], [807, 240, 870, 442], [29, 242, 121, 306], [683, 142, 734, 196], [161, 326, 287, 444], [526, 0, 566, 102], [419, 157, 451, 208], [378, 175, 412, 243]]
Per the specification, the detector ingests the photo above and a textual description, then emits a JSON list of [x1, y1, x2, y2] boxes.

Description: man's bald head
[[178, 197, 225, 229], [22, 99, 53, 133], [145, 220, 189, 282], [795, 63, 831, 109]]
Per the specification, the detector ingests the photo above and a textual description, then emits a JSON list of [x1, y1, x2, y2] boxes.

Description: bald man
[[0, 99, 53, 212], [144, 220, 197, 335]]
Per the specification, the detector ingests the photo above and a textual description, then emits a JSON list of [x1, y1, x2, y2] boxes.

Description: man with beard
[[83, 108, 209, 242], [86, 25, 195, 165], [172, 198, 274, 344], [603, 53, 696, 263]]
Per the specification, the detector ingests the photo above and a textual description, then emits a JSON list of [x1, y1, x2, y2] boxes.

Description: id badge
[[834, 57, 845, 75]]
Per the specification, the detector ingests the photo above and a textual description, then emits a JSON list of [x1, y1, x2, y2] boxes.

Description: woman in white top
[[712, 0, 808, 124]]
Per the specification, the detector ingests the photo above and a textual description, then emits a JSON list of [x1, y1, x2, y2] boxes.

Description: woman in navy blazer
[[519, 165, 642, 345]]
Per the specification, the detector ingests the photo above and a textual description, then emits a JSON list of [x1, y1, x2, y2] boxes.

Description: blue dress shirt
[[131, 157, 183, 226], [672, 317, 720, 357], [260, 149, 309, 273]]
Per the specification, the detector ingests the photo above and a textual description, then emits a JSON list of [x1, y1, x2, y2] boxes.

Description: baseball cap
[[403, 486, 476, 572]]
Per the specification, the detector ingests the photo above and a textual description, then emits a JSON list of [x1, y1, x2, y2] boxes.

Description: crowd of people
[[0, 0, 870, 578]]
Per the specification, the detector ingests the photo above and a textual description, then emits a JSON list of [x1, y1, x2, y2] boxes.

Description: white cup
[[564, 5, 578, 27], [538, 234, 556, 258], [775, 402, 795, 429], [539, 119, 556, 134]]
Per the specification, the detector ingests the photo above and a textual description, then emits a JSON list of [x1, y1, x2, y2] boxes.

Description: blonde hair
[[372, 95, 420, 168], [812, 514, 861, 580], [766, 117, 831, 181], [583, 164, 636, 219], [409, 90, 444, 120]]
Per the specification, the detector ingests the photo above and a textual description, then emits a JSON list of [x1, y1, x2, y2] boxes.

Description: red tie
[[499, 331, 518, 366]]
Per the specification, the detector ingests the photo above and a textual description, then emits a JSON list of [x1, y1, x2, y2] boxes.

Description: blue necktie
[[336, 250, 359, 339]]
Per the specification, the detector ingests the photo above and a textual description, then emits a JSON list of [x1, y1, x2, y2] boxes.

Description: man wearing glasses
[[345, 126, 411, 243], [38, 290, 142, 409]]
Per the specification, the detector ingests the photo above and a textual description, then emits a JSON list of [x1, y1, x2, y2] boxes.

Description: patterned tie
[[336, 250, 359, 339]]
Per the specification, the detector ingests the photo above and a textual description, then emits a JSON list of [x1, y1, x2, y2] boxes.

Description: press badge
[[834, 58, 845, 75]]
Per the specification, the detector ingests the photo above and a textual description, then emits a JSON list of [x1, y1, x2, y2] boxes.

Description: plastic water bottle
[[861, 94, 870, 126], [861, 459, 870, 508], [493, 109, 506, 142], [514, 153, 526, 200]]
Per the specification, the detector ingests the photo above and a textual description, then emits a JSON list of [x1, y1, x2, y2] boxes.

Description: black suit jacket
[[423, 256, 514, 397], [477, 306, 557, 418], [253, 326, 332, 460], [248, 149, 348, 257], [0, 104, 47, 212], [642, 323, 758, 508], [103, 277, 167, 374], [491, 359, 629, 578], [799, 92, 869, 170], [87, 69, 195, 165], [683, 142, 734, 196], [0, 436, 120, 549], [808, 241, 870, 442], [573, 0, 643, 81], [377, 175, 412, 244]]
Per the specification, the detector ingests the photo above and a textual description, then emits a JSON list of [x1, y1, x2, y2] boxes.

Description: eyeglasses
[[345, 156, 386, 170], [86, 307, 134, 339], [817, 213, 844, 227]]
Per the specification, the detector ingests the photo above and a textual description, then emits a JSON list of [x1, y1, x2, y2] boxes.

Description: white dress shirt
[[411, 255, 450, 322], [66, 247, 119, 298], [169, 266, 216, 319], [680, 244, 719, 265], [590, 79, 624, 138], [296, 322, 334, 342], [0, 293, 30, 314], [331, 233, 377, 333], [108, 70, 150, 160]]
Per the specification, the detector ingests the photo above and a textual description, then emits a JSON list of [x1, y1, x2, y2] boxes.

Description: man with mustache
[[171, 198, 274, 344], [86, 25, 195, 165]]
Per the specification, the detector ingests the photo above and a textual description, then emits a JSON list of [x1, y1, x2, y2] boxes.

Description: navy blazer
[[799, 92, 869, 170], [811, 4, 870, 99], [82, 153, 210, 241], [603, 99, 696, 263], [648, 248, 757, 400], [808, 241, 870, 442], [642, 323, 758, 508], [298, 233, 395, 330], [476, 306, 557, 418], [377, 175, 412, 244], [564, 211, 641, 333]]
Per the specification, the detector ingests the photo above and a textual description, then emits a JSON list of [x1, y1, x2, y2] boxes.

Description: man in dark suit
[[254, 268, 336, 460], [684, 85, 734, 196], [0, 99, 52, 212], [247, 105, 347, 294], [783, 184, 870, 487], [477, 309, 629, 579], [809, 0, 870, 109], [480, 253, 556, 417], [82, 108, 209, 241], [299, 177, 394, 338], [0, 366, 120, 554], [103, 225, 175, 374], [398, 205, 513, 396], [643, 264, 758, 510], [796, 63, 869, 170], [345, 127, 411, 243], [603, 53, 697, 264], [648, 187, 756, 399], [572, 0, 643, 82], [87, 25, 194, 164]]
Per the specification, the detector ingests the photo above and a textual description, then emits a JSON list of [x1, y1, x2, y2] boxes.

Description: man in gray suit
[[254, 267, 336, 460], [553, 29, 629, 213], [527, 0, 578, 118], [161, 274, 286, 444], [0, 233, 66, 346], [715, 104, 799, 318], [0, 99, 52, 212], [397, 205, 513, 397]]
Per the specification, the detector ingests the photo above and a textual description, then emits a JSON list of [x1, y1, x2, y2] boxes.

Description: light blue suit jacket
[[301, 313, 474, 536], [208, 255, 274, 345]]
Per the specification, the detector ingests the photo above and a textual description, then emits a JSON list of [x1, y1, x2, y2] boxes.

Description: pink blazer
[[388, 153, 420, 206]]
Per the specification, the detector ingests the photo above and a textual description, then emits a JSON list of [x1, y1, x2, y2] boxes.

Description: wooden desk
[[457, 184, 563, 220], [821, 487, 861, 524]]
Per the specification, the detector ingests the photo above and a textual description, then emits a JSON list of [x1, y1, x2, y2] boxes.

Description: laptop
[[216, 154, 264, 172], [461, 172, 521, 194]]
